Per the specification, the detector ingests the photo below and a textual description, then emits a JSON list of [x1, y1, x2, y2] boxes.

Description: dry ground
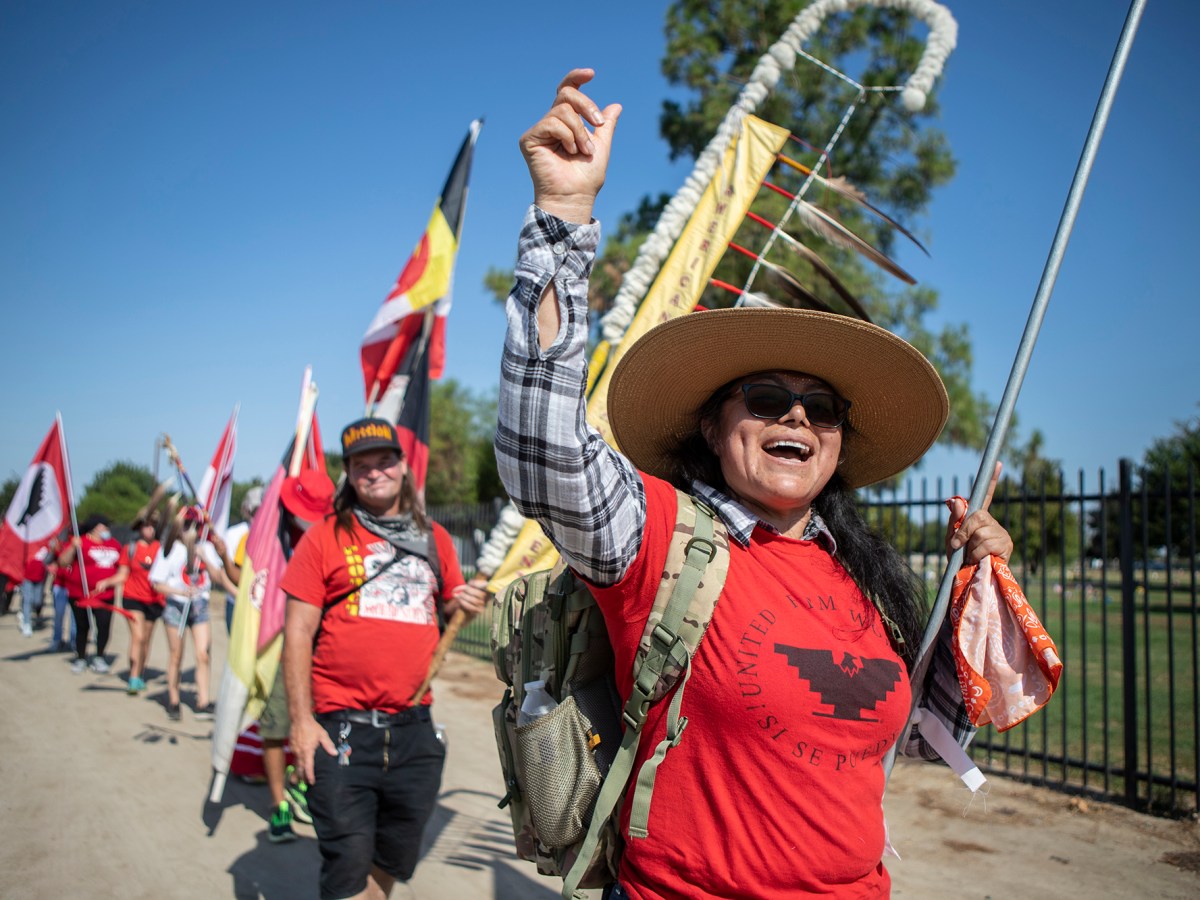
[[0, 606, 1197, 899]]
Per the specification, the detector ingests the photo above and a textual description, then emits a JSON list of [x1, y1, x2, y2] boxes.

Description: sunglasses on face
[[738, 383, 851, 428]]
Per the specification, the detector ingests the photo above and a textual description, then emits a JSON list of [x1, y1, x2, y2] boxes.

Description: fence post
[[1118, 457, 1138, 806]]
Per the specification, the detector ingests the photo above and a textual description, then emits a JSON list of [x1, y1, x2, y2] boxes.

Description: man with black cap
[[281, 417, 487, 900]]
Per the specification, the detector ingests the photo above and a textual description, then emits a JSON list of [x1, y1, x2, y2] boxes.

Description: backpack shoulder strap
[[562, 490, 730, 899], [634, 488, 731, 702]]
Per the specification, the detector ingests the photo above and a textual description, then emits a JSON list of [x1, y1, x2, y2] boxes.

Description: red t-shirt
[[280, 516, 465, 714], [123, 539, 161, 603], [24, 547, 50, 583], [66, 537, 129, 604], [591, 475, 911, 900]]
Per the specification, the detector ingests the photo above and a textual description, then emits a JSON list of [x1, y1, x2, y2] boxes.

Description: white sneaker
[[20, 622, 33, 638], [16, 610, 27, 630], [89, 656, 111, 674], [70, 658, 87, 675]]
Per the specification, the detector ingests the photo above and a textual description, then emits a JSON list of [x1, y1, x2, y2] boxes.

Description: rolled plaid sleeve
[[903, 619, 977, 757], [494, 206, 645, 585]]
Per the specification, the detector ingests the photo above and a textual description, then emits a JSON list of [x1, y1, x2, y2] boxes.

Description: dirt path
[[0, 607, 1196, 899]]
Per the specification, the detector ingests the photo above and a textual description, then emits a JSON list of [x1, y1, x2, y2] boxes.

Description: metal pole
[[887, 0, 1148, 777], [180, 405, 239, 639], [1118, 458, 1138, 806]]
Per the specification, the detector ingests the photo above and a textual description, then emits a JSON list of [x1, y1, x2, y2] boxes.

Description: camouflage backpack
[[491, 490, 730, 899]]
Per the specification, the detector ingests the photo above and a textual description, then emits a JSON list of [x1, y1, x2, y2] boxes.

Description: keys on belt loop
[[337, 722, 352, 767]]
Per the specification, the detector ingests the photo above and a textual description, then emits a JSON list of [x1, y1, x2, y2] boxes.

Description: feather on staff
[[710, 276, 804, 312], [744, 211, 873, 322], [763, 180, 917, 285], [776, 153, 929, 256], [726, 242, 839, 316]]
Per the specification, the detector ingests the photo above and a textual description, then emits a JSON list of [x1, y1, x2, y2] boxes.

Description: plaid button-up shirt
[[495, 205, 973, 759]]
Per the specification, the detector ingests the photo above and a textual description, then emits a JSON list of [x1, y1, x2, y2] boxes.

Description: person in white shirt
[[150, 506, 231, 722]]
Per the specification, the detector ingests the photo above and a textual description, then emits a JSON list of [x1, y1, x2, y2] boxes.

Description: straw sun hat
[[607, 308, 949, 489]]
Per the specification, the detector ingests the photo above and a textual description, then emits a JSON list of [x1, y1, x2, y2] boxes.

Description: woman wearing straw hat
[[496, 69, 1015, 899]]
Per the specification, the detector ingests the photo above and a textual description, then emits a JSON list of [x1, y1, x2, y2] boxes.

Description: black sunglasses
[[738, 383, 851, 428]]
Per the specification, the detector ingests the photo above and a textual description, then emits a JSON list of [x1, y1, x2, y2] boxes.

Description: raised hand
[[945, 461, 1014, 563], [520, 68, 621, 224]]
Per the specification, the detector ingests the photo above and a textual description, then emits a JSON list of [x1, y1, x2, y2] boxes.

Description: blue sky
[[2, 0, 1195, 499]]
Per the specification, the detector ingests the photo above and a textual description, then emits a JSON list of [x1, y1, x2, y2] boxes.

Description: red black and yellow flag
[[360, 119, 482, 404]]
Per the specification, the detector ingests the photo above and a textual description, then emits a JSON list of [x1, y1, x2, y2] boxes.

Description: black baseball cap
[[340, 417, 403, 459]]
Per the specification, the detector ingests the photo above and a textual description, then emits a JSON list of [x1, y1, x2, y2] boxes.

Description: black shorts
[[123, 599, 164, 621], [308, 709, 445, 899]]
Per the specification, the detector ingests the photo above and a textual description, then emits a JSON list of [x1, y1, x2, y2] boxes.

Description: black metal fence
[[434, 458, 1200, 818], [859, 458, 1199, 818]]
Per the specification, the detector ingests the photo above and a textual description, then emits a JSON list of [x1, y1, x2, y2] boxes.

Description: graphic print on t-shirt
[[731, 586, 909, 773], [88, 545, 121, 570], [355, 540, 436, 625], [774, 645, 901, 722]]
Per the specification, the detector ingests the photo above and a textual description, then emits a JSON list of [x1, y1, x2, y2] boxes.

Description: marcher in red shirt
[[122, 513, 163, 694], [494, 71, 1017, 900], [282, 418, 487, 900], [58, 514, 130, 675]]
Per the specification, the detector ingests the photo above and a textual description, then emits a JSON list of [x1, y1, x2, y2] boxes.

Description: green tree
[[426, 380, 505, 506], [0, 476, 18, 518], [1137, 413, 1199, 559], [1087, 412, 1200, 561], [76, 461, 156, 525], [324, 452, 344, 486]]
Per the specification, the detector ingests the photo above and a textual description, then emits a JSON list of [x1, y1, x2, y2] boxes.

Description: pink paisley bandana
[[947, 498, 1063, 732]]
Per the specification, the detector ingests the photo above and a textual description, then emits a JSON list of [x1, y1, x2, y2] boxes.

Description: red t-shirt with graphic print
[[66, 537, 129, 604], [591, 474, 911, 900], [280, 516, 465, 714], [123, 539, 161, 603]]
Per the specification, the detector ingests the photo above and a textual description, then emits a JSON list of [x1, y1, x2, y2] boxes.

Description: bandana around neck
[[353, 505, 428, 560]]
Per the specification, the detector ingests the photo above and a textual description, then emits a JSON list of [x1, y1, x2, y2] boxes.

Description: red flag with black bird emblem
[[0, 419, 70, 583]]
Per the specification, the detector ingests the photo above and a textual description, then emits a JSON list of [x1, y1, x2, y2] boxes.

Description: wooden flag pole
[[408, 608, 468, 706]]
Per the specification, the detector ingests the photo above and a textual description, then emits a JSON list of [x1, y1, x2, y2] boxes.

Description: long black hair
[[667, 382, 926, 663]]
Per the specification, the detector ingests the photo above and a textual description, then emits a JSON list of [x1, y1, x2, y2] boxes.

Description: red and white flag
[[0, 418, 70, 583], [197, 406, 239, 540]]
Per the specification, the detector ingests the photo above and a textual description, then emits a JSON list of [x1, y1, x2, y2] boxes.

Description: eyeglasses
[[738, 383, 851, 428]]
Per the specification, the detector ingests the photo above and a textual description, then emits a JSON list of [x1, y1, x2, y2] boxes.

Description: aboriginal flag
[[360, 119, 483, 401], [0, 419, 70, 583]]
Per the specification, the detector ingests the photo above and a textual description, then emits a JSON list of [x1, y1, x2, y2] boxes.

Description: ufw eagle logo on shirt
[[774, 644, 902, 722]]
